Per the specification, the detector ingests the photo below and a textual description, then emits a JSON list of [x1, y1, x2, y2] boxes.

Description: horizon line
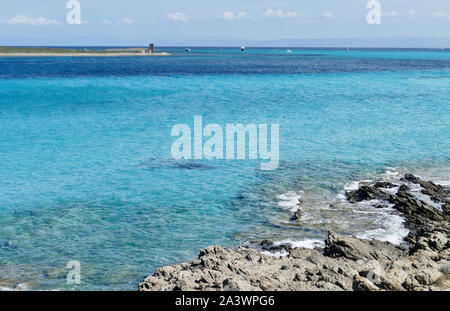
[[3, 45, 450, 50]]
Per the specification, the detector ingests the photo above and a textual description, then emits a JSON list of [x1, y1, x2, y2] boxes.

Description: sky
[[1, 0, 450, 46]]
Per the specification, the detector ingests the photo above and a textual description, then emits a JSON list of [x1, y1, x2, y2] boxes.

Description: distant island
[[0, 46, 170, 57]]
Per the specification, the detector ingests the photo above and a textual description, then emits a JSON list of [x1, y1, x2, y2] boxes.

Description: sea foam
[[277, 191, 303, 212]]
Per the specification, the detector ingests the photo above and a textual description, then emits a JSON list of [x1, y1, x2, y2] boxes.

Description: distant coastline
[[0, 46, 170, 57]]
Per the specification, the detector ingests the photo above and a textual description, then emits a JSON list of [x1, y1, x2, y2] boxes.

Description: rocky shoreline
[[139, 174, 449, 291]]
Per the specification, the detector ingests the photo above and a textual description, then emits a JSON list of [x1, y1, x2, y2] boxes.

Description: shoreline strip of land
[[0, 47, 170, 57], [0, 52, 170, 57]]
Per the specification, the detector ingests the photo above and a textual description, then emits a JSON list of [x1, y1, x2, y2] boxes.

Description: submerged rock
[[290, 209, 302, 222]]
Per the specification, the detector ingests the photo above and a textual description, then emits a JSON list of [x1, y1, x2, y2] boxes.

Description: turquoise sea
[[0, 47, 449, 290]]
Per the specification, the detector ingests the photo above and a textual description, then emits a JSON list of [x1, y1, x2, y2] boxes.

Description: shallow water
[[0, 48, 449, 290]]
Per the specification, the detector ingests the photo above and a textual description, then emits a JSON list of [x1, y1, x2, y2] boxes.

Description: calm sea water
[[0, 47, 449, 290]]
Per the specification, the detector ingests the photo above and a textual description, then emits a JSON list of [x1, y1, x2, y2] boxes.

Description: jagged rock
[[398, 184, 410, 193], [353, 275, 380, 291], [345, 185, 392, 203], [324, 231, 406, 262], [443, 203, 450, 216], [199, 245, 226, 257], [139, 174, 450, 292], [393, 191, 444, 222], [260, 240, 273, 247], [139, 231, 449, 291], [419, 180, 449, 203], [139, 228, 448, 291], [403, 173, 421, 184], [410, 231, 449, 253], [222, 278, 252, 291], [374, 182, 396, 188], [262, 244, 293, 253]]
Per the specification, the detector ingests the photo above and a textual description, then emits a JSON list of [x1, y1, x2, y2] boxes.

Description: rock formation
[[139, 174, 450, 291]]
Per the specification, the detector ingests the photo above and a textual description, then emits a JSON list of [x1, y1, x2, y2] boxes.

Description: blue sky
[[1, 0, 450, 46]]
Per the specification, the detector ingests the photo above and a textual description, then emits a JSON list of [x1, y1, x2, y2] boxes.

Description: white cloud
[[219, 11, 249, 21], [1, 15, 61, 25], [428, 11, 449, 20], [382, 11, 399, 17], [167, 12, 189, 22], [321, 12, 334, 19], [286, 12, 298, 18], [407, 10, 418, 17], [264, 9, 297, 19], [101, 18, 134, 25], [122, 18, 134, 24]]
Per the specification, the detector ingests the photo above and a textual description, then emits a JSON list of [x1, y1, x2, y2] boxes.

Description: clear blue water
[[0, 47, 449, 290]]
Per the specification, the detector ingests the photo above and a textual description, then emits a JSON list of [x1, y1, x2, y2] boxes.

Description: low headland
[[139, 173, 450, 291], [0, 46, 170, 57]]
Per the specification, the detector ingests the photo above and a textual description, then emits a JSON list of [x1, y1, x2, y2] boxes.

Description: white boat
[[185, 48, 191, 52], [286, 49, 292, 53], [240, 46, 246, 51]]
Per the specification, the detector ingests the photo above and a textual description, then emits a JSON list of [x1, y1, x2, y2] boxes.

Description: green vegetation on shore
[[0, 46, 141, 54]]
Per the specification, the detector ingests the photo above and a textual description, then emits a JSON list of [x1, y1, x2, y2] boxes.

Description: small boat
[[346, 47, 350, 53], [286, 49, 292, 53], [240, 46, 246, 51], [185, 48, 191, 52]]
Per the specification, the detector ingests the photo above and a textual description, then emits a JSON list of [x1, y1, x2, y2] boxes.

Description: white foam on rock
[[337, 170, 411, 246], [383, 186, 400, 195], [274, 239, 325, 249], [434, 179, 450, 187], [337, 179, 374, 201], [277, 191, 303, 212], [343, 179, 373, 191], [340, 195, 410, 246], [357, 213, 409, 245], [260, 239, 325, 258], [383, 168, 401, 177], [343, 181, 361, 191], [270, 167, 445, 255], [409, 187, 444, 211]]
